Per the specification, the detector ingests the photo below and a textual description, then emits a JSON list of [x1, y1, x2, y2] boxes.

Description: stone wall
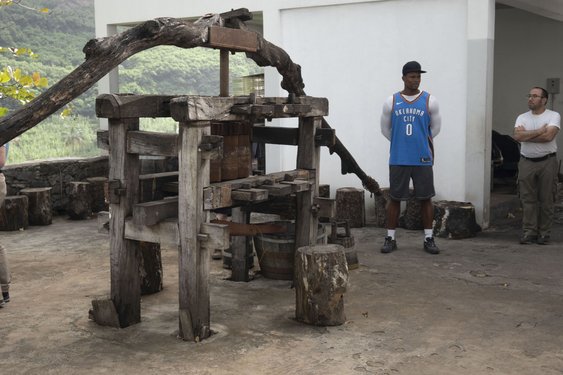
[[2, 156, 109, 214]]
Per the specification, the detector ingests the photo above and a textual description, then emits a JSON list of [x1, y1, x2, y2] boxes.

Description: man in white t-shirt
[[513, 87, 561, 245]]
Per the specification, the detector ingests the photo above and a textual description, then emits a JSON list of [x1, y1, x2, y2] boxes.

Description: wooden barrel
[[254, 221, 326, 280]]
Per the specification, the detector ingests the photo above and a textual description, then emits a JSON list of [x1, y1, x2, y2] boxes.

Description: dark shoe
[[2, 292, 9, 303], [423, 237, 440, 254], [519, 234, 537, 244], [380, 236, 397, 253], [537, 235, 550, 245]]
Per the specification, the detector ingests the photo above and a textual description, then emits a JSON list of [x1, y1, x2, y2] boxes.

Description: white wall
[[276, 0, 469, 203], [493, 8, 563, 164], [94, 0, 496, 224]]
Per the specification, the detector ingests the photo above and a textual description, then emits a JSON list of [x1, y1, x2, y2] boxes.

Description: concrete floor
[[1, 196, 563, 374]]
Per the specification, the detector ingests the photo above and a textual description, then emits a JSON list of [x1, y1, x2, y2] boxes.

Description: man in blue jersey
[[380, 61, 442, 254]]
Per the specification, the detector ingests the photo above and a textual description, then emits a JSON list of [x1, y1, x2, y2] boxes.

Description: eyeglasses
[[526, 94, 545, 99]]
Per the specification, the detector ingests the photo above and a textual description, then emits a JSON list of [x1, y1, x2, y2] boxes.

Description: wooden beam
[[280, 179, 311, 193], [127, 130, 178, 156], [96, 94, 176, 119], [124, 218, 179, 247], [207, 26, 258, 53], [231, 188, 269, 202], [295, 116, 322, 249], [252, 126, 298, 145], [170, 96, 328, 122], [132, 197, 178, 226], [261, 183, 293, 196], [108, 118, 141, 328]]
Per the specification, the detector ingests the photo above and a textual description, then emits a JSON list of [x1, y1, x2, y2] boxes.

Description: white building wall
[[275, 0, 470, 208], [94, 0, 496, 225], [493, 8, 563, 156]]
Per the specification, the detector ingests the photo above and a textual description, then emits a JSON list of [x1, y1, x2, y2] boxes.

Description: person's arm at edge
[[380, 96, 393, 141], [0, 145, 6, 169]]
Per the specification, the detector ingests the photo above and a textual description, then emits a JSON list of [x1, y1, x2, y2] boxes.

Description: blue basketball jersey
[[389, 91, 433, 166]]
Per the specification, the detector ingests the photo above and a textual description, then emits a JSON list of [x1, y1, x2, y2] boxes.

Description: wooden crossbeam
[[133, 197, 178, 226], [96, 94, 175, 119], [170, 96, 328, 122]]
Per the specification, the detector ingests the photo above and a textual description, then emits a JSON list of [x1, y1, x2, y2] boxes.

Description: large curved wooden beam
[[0, 9, 379, 194], [0, 14, 222, 145]]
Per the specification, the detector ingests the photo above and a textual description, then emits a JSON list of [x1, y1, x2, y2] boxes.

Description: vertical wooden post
[[178, 120, 211, 341], [295, 116, 322, 249], [230, 207, 250, 282], [220, 50, 229, 97], [108, 118, 141, 328]]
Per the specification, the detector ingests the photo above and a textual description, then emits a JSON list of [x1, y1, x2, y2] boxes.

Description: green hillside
[[0, 0, 262, 162]]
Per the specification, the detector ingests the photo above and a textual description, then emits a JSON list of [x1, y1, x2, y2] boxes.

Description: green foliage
[[7, 115, 101, 163], [1, 1, 263, 162]]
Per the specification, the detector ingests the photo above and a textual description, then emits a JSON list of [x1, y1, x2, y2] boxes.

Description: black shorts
[[389, 165, 435, 201]]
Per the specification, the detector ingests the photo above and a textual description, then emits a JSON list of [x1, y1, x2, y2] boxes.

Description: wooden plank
[[252, 126, 298, 145], [281, 179, 311, 193], [261, 183, 293, 196], [124, 218, 179, 247], [170, 96, 328, 122], [127, 130, 178, 156], [231, 188, 269, 202], [96, 94, 176, 118], [177, 120, 211, 341], [207, 26, 258, 53], [108, 117, 141, 328], [132, 197, 178, 226]]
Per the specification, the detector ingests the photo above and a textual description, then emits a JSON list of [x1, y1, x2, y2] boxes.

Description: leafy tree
[[0, 1, 50, 116]]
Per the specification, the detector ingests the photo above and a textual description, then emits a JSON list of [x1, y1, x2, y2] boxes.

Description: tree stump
[[20, 187, 52, 226], [433, 200, 482, 239], [67, 181, 92, 220], [295, 244, 348, 326], [86, 177, 109, 213], [0, 195, 29, 231], [335, 187, 365, 228], [399, 190, 424, 230], [139, 241, 163, 295], [373, 188, 390, 228]]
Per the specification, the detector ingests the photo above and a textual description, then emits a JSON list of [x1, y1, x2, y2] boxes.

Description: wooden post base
[[295, 244, 348, 326], [20, 187, 52, 226]]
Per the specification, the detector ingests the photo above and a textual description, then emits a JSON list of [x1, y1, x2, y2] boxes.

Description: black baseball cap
[[402, 61, 426, 76]]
